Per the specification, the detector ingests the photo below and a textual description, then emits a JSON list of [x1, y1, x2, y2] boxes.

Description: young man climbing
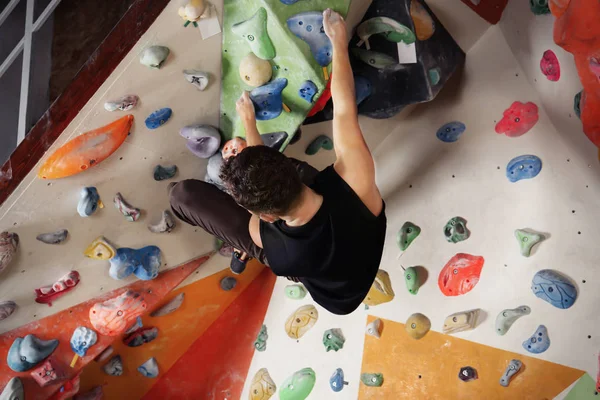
[[169, 9, 386, 315]]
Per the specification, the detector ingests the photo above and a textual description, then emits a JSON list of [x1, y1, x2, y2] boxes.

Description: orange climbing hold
[[550, 0, 600, 148], [410, 0, 435, 41], [38, 115, 134, 180]]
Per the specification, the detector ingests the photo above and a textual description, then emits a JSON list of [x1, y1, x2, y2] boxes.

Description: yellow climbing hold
[[410, 0, 435, 41], [363, 269, 395, 306], [405, 313, 431, 340], [84, 236, 116, 260], [285, 304, 318, 339]]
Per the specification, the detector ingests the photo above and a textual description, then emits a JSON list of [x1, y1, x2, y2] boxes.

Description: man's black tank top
[[260, 165, 387, 315]]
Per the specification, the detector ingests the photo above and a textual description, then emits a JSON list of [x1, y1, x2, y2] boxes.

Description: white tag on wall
[[197, 4, 221, 40], [397, 42, 417, 64]]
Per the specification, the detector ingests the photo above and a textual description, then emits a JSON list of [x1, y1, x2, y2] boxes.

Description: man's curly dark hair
[[219, 145, 303, 215]]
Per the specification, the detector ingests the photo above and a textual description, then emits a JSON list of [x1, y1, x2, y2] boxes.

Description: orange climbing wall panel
[[79, 260, 269, 399], [143, 267, 276, 400], [0, 254, 212, 400], [359, 316, 585, 400]]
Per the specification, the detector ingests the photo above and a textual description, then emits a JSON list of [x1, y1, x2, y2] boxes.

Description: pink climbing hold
[[540, 50, 560, 81], [495, 101, 539, 137]]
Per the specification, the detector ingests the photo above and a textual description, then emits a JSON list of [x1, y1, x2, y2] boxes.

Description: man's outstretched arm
[[323, 9, 383, 216], [237, 91, 264, 147]]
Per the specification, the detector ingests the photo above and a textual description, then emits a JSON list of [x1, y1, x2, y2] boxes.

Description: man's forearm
[[243, 120, 263, 147], [331, 42, 357, 119]]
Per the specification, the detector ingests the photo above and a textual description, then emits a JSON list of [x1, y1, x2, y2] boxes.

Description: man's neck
[[280, 186, 323, 227]]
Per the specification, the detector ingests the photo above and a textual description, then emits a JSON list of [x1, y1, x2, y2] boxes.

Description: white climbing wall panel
[[244, 6, 600, 400]]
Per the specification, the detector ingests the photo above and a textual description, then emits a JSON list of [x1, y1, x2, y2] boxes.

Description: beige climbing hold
[[443, 309, 480, 334], [249, 368, 276, 400], [405, 313, 431, 340], [363, 270, 395, 306], [285, 304, 318, 339], [239, 52, 272, 87], [366, 318, 382, 338]]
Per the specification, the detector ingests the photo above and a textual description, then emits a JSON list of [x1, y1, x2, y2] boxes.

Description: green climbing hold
[[428, 68, 441, 85], [285, 284, 307, 300], [254, 325, 268, 352], [322, 328, 345, 352], [574, 91, 582, 119], [351, 48, 398, 70], [404, 266, 420, 295], [361, 372, 384, 387], [514, 229, 545, 257], [530, 0, 550, 15], [444, 216, 470, 243], [357, 17, 416, 46], [397, 221, 421, 251], [280, 368, 316, 400], [231, 8, 276, 60], [305, 135, 333, 155]]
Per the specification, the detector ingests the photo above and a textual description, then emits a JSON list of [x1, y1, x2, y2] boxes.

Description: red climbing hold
[[495, 101, 539, 137], [438, 253, 484, 296]]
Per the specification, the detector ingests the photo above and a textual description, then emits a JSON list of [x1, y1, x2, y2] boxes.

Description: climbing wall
[[242, 1, 600, 399], [0, 0, 599, 399]]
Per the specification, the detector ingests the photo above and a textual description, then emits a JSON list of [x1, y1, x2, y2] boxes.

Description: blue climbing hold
[[522, 325, 550, 354], [287, 12, 332, 67], [355, 75, 372, 105], [436, 121, 466, 143], [329, 368, 348, 392], [531, 269, 577, 309], [250, 78, 288, 121], [109, 246, 162, 281], [299, 80, 318, 103], [506, 155, 542, 182], [280, 0, 300, 4], [7, 334, 59, 372], [145, 108, 172, 129]]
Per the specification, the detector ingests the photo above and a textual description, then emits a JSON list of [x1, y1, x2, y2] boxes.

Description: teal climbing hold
[[574, 91, 582, 119], [396, 221, 421, 251], [254, 325, 268, 352], [404, 266, 420, 295], [305, 135, 333, 155]]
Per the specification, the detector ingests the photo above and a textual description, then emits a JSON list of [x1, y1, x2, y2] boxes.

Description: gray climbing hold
[[499, 359, 522, 387], [495, 306, 531, 335], [103, 355, 123, 376], [36, 229, 68, 244], [153, 165, 178, 181], [148, 210, 176, 233], [220, 276, 237, 291], [365, 318, 382, 338]]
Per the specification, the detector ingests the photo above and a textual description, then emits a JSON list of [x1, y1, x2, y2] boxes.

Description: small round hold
[[239, 52, 272, 87], [220, 276, 237, 291], [405, 313, 431, 340]]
